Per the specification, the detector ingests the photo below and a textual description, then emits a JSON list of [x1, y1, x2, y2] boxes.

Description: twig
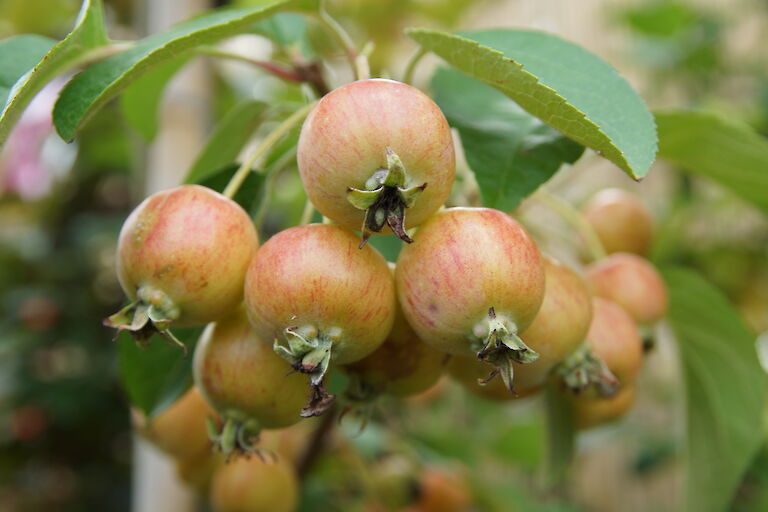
[[222, 102, 316, 199], [402, 48, 427, 85], [297, 405, 337, 480]]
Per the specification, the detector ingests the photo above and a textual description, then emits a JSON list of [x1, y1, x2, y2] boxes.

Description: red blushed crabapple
[[582, 188, 654, 256], [448, 255, 592, 398], [585, 252, 668, 327], [395, 207, 545, 394], [105, 184, 258, 352], [513, 255, 593, 390], [193, 307, 308, 457], [210, 452, 298, 512], [297, 79, 455, 246], [343, 264, 449, 402], [572, 385, 637, 430], [244, 224, 396, 416], [559, 297, 644, 397]]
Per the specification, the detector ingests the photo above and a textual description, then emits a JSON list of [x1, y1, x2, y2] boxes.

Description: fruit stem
[[196, 46, 307, 83], [297, 403, 337, 481], [402, 48, 427, 85], [556, 344, 619, 397], [273, 325, 338, 417], [299, 198, 315, 225], [254, 146, 298, 228], [316, 1, 359, 79], [473, 307, 539, 393], [222, 101, 317, 199], [535, 189, 606, 262]]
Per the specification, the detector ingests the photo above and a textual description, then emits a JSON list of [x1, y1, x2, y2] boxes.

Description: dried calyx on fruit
[[193, 308, 307, 457], [448, 356, 541, 401], [297, 79, 455, 246], [395, 207, 545, 393], [244, 224, 396, 416], [105, 185, 258, 353], [346, 147, 427, 246], [558, 297, 644, 397]]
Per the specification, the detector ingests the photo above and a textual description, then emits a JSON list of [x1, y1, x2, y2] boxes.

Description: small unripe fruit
[[411, 467, 472, 512], [106, 184, 258, 350], [396, 208, 545, 393], [558, 297, 644, 396], [573, 385, 636, 430], [582, 188, 654, 256], [586, 297, 644, 387], [585, 253, 668, 326], [174, 450, 223, 493], [244, 224, 396, 415], [344, 298, 448, 399], [513, 256, 593, 390], [133, 386, 218, 463], [193, 308, 308, 456], [297, 79, 455, 244], [210, 453, 298, 512]]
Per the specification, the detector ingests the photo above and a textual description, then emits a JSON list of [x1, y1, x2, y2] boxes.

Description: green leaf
[[253, 12, 312, 53], [185, 100, 268, 184], [430, 67, 584, 211], [662, 266, 766, 512], [407, 28, 657, 179], [656, 110, 768, 214], [118, 327, 202, 418], [0, 0, 108, 146], [0, 35, 56, 107], [53, 0, 313, 142], [195, 163, 265, 214], [120, 57, 190, 140], [366, 234, 403, 263]]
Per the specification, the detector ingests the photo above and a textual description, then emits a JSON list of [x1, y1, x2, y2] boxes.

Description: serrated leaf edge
[[406, 27, 658, 180]]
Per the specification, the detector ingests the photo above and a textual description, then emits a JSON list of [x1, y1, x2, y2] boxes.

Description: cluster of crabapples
[[110, 78, 667, 510]]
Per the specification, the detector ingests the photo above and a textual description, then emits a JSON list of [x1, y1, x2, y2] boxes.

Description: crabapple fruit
[[133, 386, 219, 463], [297, 79, 455, 245], [210, 452, 298, 512], [244, 224, 396, 416], [585, 252, 668, 326], [513, 255, 593, 391], [193, 307, 308, 456], [106, 184, 258, 352], [582, 188, 654, 256], [395, 207, 545, 393], [560, 297, 643, 397], [343, 289, 448, 400], [572, 385, 636, 429]]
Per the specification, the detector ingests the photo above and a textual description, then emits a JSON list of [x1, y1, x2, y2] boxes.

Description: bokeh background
[[1, 0, 767, 511]]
